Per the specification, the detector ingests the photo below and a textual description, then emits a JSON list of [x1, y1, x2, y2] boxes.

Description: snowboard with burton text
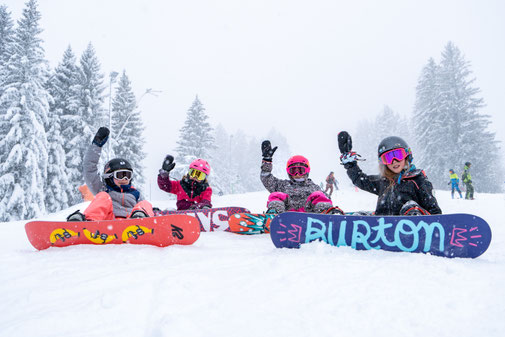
[[270, 212, 491, 258]]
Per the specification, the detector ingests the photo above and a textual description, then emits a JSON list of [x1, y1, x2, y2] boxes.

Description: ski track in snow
[[1, 189, 504, 337]]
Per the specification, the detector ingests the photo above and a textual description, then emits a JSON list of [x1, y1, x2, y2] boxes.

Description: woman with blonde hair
[[338, 131, 441, 216]]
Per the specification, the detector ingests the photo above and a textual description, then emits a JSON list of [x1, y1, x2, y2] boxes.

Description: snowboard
[[270, 212, 492, 258], [154, 207, 250, 232], [228, 213, 277, 234], [25, 214, 200, 251]]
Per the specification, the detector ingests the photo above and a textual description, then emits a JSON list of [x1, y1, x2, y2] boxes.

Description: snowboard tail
[[25, 214, 200, 250], [228, 213, 277, 234], [270, 212, 492, 258], [154, 207, 249, 232]]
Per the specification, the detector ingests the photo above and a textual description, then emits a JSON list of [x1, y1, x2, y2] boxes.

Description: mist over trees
[[0, 1, 287, 221], [0, 2, 502, 221], [413, 42, 503, 192], [175, 99, 289, 195], [110, 71, 146, 188], [0, 0, 49, 221], [173, 96, 215, 179], [0, 1, 148, 221], [353, 105, 411, 173], [354, 42, 503, 193]]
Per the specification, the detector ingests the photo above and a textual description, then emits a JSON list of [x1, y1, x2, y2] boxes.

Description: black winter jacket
[[344, 162, 442, 215]]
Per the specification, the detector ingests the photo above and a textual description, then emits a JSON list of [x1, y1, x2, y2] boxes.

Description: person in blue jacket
[[448, 169, 463, 199]]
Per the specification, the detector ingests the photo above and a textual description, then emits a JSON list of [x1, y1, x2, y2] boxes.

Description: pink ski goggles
[[380, 148, 409, 165], [288, 165, 309, 176]]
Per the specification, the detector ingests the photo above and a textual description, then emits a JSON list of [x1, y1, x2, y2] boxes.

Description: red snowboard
[[25, 214, 200, 250]]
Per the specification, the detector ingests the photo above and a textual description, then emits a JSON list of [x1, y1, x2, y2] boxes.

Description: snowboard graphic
[[228, 213, 277, 234], [25, 214, 200, 250], [270, 212, 492, 258], [154, 207, 249, 232]]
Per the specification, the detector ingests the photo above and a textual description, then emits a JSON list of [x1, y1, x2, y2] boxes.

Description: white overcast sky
[[5, 0, 505, 193]]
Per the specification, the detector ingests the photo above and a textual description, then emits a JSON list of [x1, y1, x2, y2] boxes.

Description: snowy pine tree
[[413, 42, 503, 191], [0, 0, 51, 221], [210, 125, 266, 194], [438, 42, 502, 192], [45, 101, 70, 212], [67, 43, 106, 189], [209, 124, 233, 194], [0, 5, 14, 66], [227, 131, 262, 194], [412, 57, 448, 184], [110, 70, 146, 189], [45, 46, 81, 210], [0, 5, 14, 148], [174, 96, 214, 178]]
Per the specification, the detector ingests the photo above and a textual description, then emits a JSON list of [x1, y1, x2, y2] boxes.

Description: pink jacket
[[158, 173, 212, 210]]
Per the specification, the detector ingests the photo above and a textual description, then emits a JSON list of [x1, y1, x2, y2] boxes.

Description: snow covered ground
[[1, 188, 504, 337]]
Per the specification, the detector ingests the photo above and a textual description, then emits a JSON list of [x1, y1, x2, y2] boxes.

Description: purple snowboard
[[155, 207, 249, 232], [270, 212, 492, 258]]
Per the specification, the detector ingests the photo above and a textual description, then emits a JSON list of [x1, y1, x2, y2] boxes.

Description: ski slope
[[1, 188, 504, 337]]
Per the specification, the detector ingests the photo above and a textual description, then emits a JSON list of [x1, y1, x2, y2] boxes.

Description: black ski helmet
[[465, 162, 471, 166], [104, 158, 133, 174], [103, 158, 133, 187], [377, 136, 412, 162]]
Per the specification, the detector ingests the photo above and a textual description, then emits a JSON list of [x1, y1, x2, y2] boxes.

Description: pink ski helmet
[[189, 158, 211, 175], [286, 155, 310, 176]]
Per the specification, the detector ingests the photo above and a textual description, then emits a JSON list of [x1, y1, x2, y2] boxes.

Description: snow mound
[[1, 189, 504, 337]]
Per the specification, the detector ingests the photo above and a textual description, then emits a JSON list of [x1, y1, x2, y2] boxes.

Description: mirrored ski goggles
[[288, 165, 309, 176], [104, 169, 133, 180], [188, 168, 206, 181], [380, 148, 409, 165]]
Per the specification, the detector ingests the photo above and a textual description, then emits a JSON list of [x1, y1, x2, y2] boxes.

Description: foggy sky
[[5, 0, 505, 198]]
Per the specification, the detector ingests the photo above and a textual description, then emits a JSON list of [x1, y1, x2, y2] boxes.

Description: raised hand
[[161, 155, 175, 172], [261, 140, 278, 162], [338, 131, 353, 154], [340, 151, 362, 165], [92, 127, 110, 147]]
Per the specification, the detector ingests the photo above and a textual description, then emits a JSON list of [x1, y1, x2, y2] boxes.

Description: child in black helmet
[[338, 131, 441, 216], [66, 127, 154, 221]]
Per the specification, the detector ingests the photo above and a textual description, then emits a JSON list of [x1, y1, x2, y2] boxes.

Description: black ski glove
[[261, 140, 278, 162], [161, 155, 175, 172], [338, 131, 353, 154], [338, 131, 364, 167], [92, 127, 110, 147]]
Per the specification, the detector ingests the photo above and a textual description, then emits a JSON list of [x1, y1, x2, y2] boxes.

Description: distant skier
[[260, 140, 343, 214], [324, 171, 339, 197], [158, 156, 213, 210], [338, 131, 442, 215], [462, 162, 474, 200], [66, 127, 154, 221], [448, 169, 463, 199]]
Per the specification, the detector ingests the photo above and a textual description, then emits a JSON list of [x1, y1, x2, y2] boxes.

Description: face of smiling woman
[[387, 158, 406, 174]]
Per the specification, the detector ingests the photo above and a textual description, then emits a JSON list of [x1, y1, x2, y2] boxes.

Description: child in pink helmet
[[158, 156, 213, 210], [260, 140, 342, 214]]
